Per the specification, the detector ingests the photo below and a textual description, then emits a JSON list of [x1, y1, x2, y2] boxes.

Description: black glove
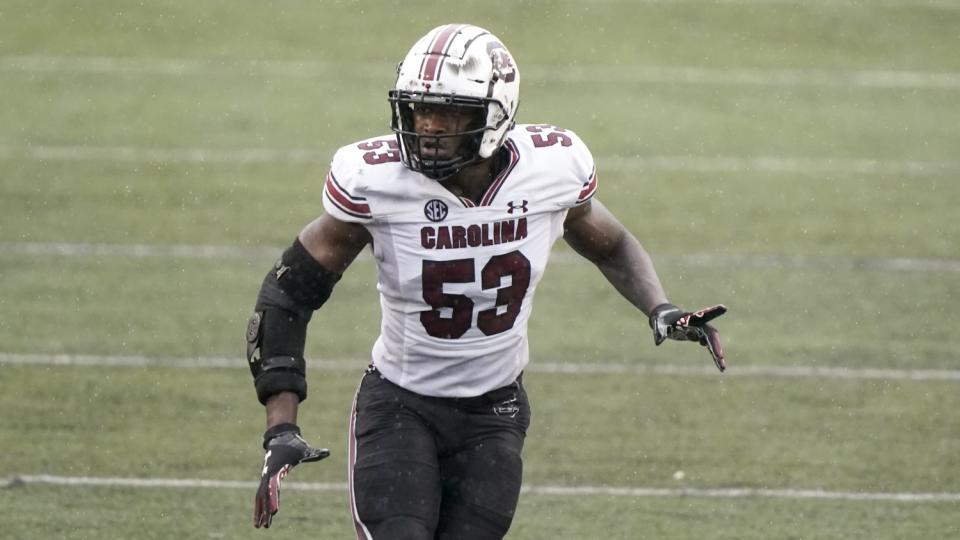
[[254, 423, 329, 528], [649, 303, 727, 372]]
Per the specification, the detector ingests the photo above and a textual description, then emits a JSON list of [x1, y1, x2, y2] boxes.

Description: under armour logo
[[507, 200, 528, 214], [493, 396, 520, 418]]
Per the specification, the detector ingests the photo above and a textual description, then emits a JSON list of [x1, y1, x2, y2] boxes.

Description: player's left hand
[[254, 423, 329, 528], [649, 303, 727, 372]]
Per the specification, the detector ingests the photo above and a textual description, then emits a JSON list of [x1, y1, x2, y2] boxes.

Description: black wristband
[[263, 423, 300, 449], [649, 303, 679, 326]]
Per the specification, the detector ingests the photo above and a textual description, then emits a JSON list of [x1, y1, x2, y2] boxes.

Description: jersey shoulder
[[507, 124, 598, 208], [323, 135, 408, 222]]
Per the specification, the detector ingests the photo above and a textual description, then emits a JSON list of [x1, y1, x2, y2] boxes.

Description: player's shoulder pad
[[509, 124, 598, 208], [323, 135, 403, 222]]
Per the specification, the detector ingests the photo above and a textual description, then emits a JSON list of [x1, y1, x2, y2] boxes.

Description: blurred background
[[1, 1, 958, 538]]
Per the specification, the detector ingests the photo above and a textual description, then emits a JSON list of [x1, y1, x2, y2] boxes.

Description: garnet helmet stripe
[[420, 24, 465, 82]]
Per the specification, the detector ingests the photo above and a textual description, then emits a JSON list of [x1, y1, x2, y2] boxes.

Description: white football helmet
[[389, 24, 520, 180]]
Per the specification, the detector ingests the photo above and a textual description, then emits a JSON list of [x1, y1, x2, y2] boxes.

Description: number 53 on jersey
[[420, 250, 531, 339]]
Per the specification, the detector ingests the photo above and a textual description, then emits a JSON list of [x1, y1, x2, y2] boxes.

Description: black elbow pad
[[245, 238, 342, 404], [258, 238, 342, 318]]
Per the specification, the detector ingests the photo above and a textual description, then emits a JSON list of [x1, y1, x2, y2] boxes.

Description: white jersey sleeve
[[507, 124, 598, 209], [321, 136, 404, 223]]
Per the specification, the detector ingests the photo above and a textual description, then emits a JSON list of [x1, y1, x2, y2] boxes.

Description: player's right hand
[[254, 423, 329, 528]]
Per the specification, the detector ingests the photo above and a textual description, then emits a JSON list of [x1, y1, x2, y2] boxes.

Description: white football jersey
[[322, 124, 598, 397]]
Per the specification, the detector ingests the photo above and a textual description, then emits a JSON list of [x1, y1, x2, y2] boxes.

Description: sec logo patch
[[424, 199, 449, 222]]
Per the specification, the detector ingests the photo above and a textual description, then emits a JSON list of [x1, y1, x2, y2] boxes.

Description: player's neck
[[445, 150, 506, 204]]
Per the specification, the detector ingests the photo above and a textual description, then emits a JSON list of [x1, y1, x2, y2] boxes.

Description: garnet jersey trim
[[478, 140, 521, 207], [324, 171, 372, 219], [576, 167, 598, 204]]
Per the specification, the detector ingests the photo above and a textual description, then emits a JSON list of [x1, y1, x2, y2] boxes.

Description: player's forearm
[[594, 232, 669, 316], [265, 391, 300, 428]]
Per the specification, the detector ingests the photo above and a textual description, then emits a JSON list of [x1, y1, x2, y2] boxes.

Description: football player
[[246, 23, 727, 539]]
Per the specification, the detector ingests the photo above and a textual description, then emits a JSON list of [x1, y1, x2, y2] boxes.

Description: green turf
[[2, 159, 957, 258], [3, 0, 959, 70], [1, 0, 958, 538], [3, 366, 958, 488], [5, 486, 957, 540], [4, 70, 959, 159], [1, 255, 958, 367], [2, 367, 958, 538]]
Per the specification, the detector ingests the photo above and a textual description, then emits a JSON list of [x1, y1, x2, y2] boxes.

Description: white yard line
[[0, 144, 328, 165], [3, 143, 958, 176], [3, 54, 960, 89], [582, 0, 960, 8], [2, 353, 958, 382], [7, 474, 959, 502], [600, 154, 960, 176], [3, 241, 959, 273], [0, 241, 279, 260]]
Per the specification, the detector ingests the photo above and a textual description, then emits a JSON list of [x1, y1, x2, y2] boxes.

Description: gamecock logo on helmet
[[487, 42, 516, 83]]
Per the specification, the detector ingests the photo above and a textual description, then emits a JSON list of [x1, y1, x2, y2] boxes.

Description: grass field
[[1, 1, 959, 538]]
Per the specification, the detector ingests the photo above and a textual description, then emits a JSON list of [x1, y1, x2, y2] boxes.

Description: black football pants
[[348, 367, 531, 540]]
